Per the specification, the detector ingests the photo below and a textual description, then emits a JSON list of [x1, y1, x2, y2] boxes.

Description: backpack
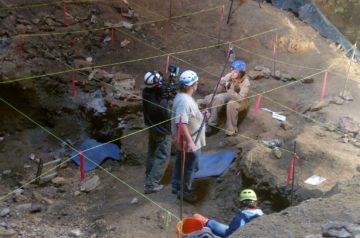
[[184, 227, 215, 238]]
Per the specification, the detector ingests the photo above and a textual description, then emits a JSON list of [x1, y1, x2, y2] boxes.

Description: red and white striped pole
[[252, 95, 262, 120], [79, 151, 85, 181], [320, 71, 328, 101], [63, 0, 68, 27]]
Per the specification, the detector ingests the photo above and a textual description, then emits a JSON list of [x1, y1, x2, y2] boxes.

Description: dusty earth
[[0, 0, 360, 237]]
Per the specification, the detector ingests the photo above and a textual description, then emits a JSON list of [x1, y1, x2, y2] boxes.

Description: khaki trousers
[[208, 93, 249, 135]]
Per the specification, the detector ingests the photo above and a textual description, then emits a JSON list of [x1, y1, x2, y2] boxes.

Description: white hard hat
[[144, 71, 162, 87], [178, 70, 198, 86]]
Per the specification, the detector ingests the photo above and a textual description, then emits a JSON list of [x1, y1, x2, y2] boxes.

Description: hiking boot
[[171, 187, 179, 194], [177, 191, 198, 203], [205, 125, 217, 136], [144, 184, 164, 194]]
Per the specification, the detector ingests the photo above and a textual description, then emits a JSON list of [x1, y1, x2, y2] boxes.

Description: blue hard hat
[[179, 70, 199, 86], [231, 60, 246, 72]]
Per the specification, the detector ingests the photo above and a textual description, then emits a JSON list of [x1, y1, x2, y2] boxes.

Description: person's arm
[[181, 124, 196, 152], [223, 213, 242, 237], [216, 73, 232, 92], [227, 77, 250, 102]]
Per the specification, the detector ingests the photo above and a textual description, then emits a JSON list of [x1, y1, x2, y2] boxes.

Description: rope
[[8, 5, 222, 39], [0, 27, 278, 85], [0, 95, 180, 220], [129, 0, 359, 83]]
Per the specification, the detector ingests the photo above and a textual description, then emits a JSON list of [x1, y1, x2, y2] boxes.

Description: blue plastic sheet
[[194, 151, 236, 179], [70, 139, 121, 172]]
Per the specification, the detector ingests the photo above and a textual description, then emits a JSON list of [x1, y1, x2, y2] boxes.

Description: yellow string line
[[112, 27, 319, 156], [126, 2, 351, 119], [8, 5, 222, 39], [126, 2, 357, 135], [0, 27, 278, 85], [0, 38, 181, 219], [129, 0, 358, 83], [0, 95, 180, 220], [122, 26, 340, 155], [0, 0, 126, 11]]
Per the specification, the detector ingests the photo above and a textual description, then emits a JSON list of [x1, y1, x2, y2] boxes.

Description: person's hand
[[203, 109, 211, 119], [188, 140, 197, 152]]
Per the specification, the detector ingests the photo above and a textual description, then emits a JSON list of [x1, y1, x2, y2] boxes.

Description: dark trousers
[[171, 149, 200, 193], [145, 129, 172, 189]]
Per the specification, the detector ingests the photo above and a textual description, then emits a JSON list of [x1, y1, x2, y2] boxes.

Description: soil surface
[[0, 0, 359, 237]]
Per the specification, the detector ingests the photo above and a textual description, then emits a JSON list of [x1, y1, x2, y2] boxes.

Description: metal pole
[[342, 42, 357, 96], [273, 32, 277, 74], [226, 0, 234, 24], [169, 0, 172, 18], [180, 140, 185, 220], [194, 50, 232, 143], [290, 141, 296, 206]]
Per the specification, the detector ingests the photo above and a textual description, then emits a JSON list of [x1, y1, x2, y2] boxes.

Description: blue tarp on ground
[[194, 151, 236, 179], [70, 139, 121, 172]]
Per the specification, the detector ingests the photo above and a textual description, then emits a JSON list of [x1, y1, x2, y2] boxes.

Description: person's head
[[230, 59, 246, 80], [239, 189, 257, 209], [178, 70, 199, 94], [144, 71, 163, 88]]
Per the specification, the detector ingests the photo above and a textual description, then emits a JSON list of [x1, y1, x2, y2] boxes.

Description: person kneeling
[[194, 189, 264, 237]]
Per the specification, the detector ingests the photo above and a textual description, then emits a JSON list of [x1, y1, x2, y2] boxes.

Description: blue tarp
[[70, 139, 121, 172], [194, 151, 236, 179]]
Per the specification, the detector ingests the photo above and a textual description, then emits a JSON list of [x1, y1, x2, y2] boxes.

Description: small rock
[[272, 147, 282, 159], [0, 227, 17, 238], [13, 189, 24, 196], [338, 116, 359, 134], [330, 96, 344, 105], [103, 36, 111, 43], [69, 229, 82, 237], [272, 70, 281, 79], [130, 197, 139, 205], [29, 153, 36, 160], [74, 191, 81, 196], [248, 70, 264, 80], [322, 221, 353, 238], [351, 141, 360, 148], [90, 15, 98, 24], [280, 121, 294, 130], [51, 177, 66, 185], [42, 197, 53, 205], [0, 136, 4, 142], [0, 208, 10, 217], [13, 194, 27, 203], [24, 164, 31, 169], [2, 170, 11, 175], [29, 204, 42, 213], [339, 90, 353, 101], [120, 39, 131, 48], [86, 57, 93, 63], [16, 203, 32, 210], [310, 100, 330, 112], [88, 69, 114, 82], [324, 123, 337, 132], [281, 73, 294, 81], [80, 175, 100, 192], [301, 78, 314, 84]]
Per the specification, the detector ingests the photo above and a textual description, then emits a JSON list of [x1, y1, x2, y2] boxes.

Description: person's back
[[142, 86, 171, 134]]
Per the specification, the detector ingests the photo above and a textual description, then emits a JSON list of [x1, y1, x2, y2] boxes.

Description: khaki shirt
[[218, 72, 250, 102]]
